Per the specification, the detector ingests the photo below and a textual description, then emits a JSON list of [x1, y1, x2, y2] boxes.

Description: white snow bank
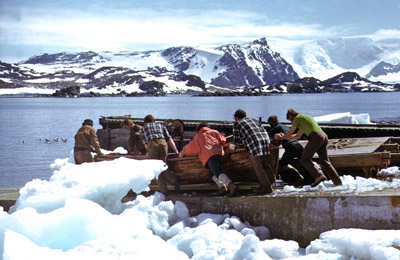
[[1, 159, 399, 260], [307, 229, 400, 260], [377, 166, 400, 177], [11, 157, 167, 214]]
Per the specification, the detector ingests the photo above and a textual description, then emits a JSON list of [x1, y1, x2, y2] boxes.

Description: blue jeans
[[206, 154, 224, 178]]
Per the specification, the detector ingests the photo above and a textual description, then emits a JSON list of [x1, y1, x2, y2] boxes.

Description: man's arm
[[90, 129, 102, 154], [279, 126, 303, 140], [167, 138, 179, 154]]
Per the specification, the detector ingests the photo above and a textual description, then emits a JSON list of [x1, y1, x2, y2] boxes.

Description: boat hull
[[95, 148, 280, 185]]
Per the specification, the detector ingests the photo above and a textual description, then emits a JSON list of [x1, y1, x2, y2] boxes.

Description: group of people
[[73, 108, 342, 197]]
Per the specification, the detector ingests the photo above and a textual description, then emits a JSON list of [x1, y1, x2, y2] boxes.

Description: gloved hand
[[229, 143, 236, 150], [179, 152, 184, 158]]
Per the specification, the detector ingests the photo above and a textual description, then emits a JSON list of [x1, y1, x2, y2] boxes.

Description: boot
[[212, 176, 227, 195], [227, 182, 237, 197], [311, 175, 327, 187], [284, 164, 304, 187], [219, 174, 237, 197], [217, 186, 228, 196]]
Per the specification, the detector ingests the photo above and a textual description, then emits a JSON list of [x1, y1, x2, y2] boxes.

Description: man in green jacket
[[277, 109, 342, 187]]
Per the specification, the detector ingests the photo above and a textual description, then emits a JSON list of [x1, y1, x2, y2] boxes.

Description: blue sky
[[1, 0, 400, 62]]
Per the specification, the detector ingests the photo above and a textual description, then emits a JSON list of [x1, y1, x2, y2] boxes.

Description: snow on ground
[[282, 174, 400, 194], [370, 71, 400, 84], [1, 152, 399, 260], [185, 47, 225, 83]]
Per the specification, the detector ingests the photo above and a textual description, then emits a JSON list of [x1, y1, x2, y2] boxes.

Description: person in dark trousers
[[231, 109, 275, 194], [121, 119, 146, 155], [277, 109, 342, 187], [267, 115, 305, 186], [74, 119, 102, 164], [142, 114, 180, 194], [180, 122, 237, 196]]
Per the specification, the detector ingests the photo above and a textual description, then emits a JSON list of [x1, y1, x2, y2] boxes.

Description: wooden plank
[[391, 153, 400, 160], [295, 137, 390, 156], [329, 152, 390, 168], [379, 144, 400, 151]]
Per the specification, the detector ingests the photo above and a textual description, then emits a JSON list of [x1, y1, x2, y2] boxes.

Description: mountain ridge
[[0, 37, 399, 96]]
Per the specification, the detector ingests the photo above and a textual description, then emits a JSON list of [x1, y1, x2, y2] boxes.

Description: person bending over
[[180, 122, 237, 196], [277, 109, 342, 187]]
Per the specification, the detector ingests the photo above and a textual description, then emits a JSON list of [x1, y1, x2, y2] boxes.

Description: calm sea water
[[1, 92, 399, 188]]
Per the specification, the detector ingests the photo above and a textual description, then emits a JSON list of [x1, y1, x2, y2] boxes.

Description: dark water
[[1, 92, 399, 188]]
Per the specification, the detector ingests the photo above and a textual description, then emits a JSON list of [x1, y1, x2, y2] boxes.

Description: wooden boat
[[94, 116, 400, 186], [95, 136, 400, 187], [95, 147, 280, 185]]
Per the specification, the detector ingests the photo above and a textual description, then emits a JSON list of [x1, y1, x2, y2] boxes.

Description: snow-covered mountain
[[267, 36, 400, 83], [15, 38, 298, 89], [0, 36, 399, 96]]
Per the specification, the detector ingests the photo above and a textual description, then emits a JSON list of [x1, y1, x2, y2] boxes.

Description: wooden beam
[[379, 144, 400, 151], [329, 152, 390, 168], [390, 153, 400, 160]]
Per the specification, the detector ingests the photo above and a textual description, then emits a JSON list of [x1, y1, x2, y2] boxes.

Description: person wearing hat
[[74, 119, 102, 164]]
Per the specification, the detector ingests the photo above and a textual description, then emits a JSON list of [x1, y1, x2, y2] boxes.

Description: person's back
[[232, 109, 273, 194], [268, 116, 304, 185], [282, 109, 342, 187], [74, 119, 101, 164], [142, 121, 169, 141], [181, 123, 235, 196], [268, 122, 298, 149], [292, 114, 322, 137], [142, 114, 179, 194], [182, 127, 225, 166], [234, 117, 270, 156], [75, 124, 101, 152]]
